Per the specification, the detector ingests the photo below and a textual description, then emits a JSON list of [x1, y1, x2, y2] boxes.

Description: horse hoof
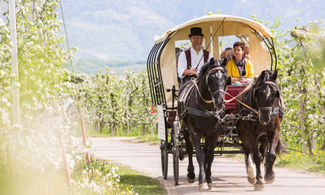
[[208, 183, 213, 190], [264, 172, 275, 184], [198, 183, 205, 190], [247, 166, 256, 185], [187, 176, 195, 183], [264, 175, 275, 184], [254, 182, 264, 191], [248, 176, 257, 185]]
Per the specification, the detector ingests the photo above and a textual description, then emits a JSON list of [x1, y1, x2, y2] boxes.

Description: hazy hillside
[[61, 0, 325, 73], [73, 58, 146, 74]]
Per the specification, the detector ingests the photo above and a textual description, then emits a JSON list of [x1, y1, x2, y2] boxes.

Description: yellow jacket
[[226, 59, 254, 77]]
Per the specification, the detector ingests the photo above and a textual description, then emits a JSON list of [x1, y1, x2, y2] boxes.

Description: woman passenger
[[226, 42, 254, 83]]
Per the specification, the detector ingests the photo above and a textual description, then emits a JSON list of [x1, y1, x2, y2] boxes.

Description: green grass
[[275, 146, 325, 174], [133, 134, 160, 145], [85, 123, 158, 138], [117, 164, 166, 195], [73, 158, 166, 195]]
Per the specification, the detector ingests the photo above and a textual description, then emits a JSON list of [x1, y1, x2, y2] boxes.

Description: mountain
[[60, 0, 325, 73]]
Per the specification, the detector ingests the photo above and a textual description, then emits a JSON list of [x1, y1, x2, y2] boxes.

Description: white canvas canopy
[[149, 14, 276, 108]]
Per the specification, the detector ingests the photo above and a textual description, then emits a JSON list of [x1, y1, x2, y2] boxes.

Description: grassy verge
[[133, 134, 160, 145], [117, 163, 166, 195], [275, 146, 325, 174], [73, 158, 166, 195]]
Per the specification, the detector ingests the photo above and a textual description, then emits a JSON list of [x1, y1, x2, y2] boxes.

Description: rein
[[224, 81, 254, 103], [224, 81, 280, 116], [192, 67, 226, 104], [192, 79, 213, 104], [224, 81, 259, 114], [225, 90, 259, 114]]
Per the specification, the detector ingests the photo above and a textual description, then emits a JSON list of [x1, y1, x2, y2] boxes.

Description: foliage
[[275, 144, 325, 174], [77, 68, 157, 136], [251, 16, 325, 156], [0, 1, 141, 194], [72, 158, 166, 195], [279, 23, 325, 154], [72, 158, 138, 195]]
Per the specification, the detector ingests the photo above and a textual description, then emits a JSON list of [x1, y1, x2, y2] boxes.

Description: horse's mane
[[197, 59, 223, 83], [255, 70, 275, 85]]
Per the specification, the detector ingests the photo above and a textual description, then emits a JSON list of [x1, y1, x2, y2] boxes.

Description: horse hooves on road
[[254, 183, 264, 191], [199, 183, 206, 190], [187, 176, 195, 183], [208, 183, 213, 190], [248, 176, 257, 185], [247, 165, 257, 185], [264, 177, 275, 184]]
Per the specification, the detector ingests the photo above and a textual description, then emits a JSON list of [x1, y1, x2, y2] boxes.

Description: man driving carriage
[[177, 27, 212, 83]]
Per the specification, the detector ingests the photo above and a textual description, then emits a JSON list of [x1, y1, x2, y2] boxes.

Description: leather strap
[[181, 107, 217, 119], [192, 79, 213, 104], [224, 81, 254, 103], [225, 90, 259, 114]]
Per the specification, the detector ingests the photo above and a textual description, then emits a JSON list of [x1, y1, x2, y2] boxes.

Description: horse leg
[[253, 142, 264, 190], [245, 153, 256, 185], [265, 117, 281, 184], [242, 138, 256, 185], [184, 130, 195, 183], [259, 136, 269, 163], [205, 135, 217, 190], [193, 133, 206, 189]]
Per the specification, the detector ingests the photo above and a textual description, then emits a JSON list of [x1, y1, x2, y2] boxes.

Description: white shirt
[[177, 47, 212, 78]]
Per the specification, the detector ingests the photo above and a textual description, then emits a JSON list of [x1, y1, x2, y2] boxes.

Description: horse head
[[198, 58, 231, 109], [253, 70, 280, 125]]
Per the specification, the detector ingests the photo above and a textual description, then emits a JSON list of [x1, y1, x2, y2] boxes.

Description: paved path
[[90, 137, 325, 195]]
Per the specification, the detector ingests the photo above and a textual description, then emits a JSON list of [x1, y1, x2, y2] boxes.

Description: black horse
[[177, 59, 230, 189], [236, 70, 283, 190]]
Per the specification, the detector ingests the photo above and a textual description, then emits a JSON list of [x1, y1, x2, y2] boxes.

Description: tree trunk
[[314, 76, 325, 151], [142, 123, 146, 134], [125, 76, 130, 136], [110, 123, 114, 136], [307, 137, 314, 156], [299, 94, 307, 154], [99, 120, 104, 133]]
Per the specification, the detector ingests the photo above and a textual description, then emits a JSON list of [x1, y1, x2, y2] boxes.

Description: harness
[[185, 48, 209, 69], [253, 81, 283, 120], [192, 67, 226, 104], [180, 67, 226, 120]]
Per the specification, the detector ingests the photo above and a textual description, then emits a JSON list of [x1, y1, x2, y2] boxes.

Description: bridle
[[253, 81, 280, 121], [206, 67, 227, 100], [191, 66, 227, 105]]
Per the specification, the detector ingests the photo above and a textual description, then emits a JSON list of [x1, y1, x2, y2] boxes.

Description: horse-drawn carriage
[[147, 14, 281, 188]]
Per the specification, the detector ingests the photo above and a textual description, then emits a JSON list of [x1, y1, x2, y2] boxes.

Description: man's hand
[[183, 68, 198, 76]]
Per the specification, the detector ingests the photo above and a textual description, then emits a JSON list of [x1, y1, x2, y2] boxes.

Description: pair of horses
[[177, 59, 283, 190]]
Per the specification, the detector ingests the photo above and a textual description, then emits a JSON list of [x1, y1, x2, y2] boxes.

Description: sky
[[60, 0, 325, 63]]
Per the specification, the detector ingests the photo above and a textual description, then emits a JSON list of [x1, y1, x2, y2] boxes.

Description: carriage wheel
[[172, 121, 179, 185], [160, 140, 168, 179]]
